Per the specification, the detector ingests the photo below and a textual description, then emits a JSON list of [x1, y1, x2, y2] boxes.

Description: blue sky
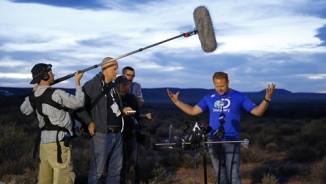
[[1, 0, 326, 93]]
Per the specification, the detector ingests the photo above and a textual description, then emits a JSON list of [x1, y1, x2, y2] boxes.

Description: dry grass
[[1, 97, 326, 183]]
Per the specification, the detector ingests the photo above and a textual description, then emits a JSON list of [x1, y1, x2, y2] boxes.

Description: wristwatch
[[264, 98, 271, 102]]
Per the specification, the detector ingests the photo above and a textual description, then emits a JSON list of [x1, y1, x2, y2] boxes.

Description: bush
[[286, 145, 320, 162], [311, 157, 326, 183], [266, 143, 279, 152], [259, 173, 279, 184], [241, 147, 266, 163]]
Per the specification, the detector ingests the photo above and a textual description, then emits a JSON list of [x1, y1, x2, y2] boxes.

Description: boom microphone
[[52, 6, 217, 85], [193, 6, 217, 53]]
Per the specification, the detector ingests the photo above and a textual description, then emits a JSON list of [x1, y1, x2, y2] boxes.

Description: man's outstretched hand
[[167, 89, 179, 104]]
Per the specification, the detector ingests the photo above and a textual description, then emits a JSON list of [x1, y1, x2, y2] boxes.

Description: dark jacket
[[121, 93, 141, 140], [76, 72, 124, 133]]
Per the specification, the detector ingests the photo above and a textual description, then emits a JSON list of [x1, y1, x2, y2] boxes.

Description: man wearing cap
[[122, 66, 144, 107], [76, 57, 134, 184], [20, 63, 85, 184], [114, 75, 154, 184]]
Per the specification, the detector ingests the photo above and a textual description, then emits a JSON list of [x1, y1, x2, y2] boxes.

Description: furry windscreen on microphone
[[193, 6, 217, 53]]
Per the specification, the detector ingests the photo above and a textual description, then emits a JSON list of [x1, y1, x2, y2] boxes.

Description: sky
[[1, 0, 326, 93]]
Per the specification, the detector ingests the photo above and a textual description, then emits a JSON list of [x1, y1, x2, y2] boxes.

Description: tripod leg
[[217, 143, 223, 184], [203, 136, 208, 184], [203, 149, 207, 184], [194, 148, 197, 184]]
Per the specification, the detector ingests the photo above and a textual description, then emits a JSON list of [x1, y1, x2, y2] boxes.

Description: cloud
[[1, 0, 326, 93], [9, 0, 109, 10], [315, 25, 326, 46]]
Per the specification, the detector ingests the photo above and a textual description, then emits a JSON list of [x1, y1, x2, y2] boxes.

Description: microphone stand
[[154, 121, 250, 184], [213, 111, 226, 184], [202, 134, 208, 184], [215, 126, 224, 184]]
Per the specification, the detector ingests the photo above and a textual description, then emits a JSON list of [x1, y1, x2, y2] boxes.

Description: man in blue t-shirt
[[167, 72, 276, 184]]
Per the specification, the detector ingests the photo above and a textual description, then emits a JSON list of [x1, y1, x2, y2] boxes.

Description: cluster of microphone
[[173, 112, 227, 149], [190, 112, 226, 143]]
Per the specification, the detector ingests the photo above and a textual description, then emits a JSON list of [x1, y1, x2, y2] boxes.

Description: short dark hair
[[213, 72, 228, 81], [122, 66, 135, 74]]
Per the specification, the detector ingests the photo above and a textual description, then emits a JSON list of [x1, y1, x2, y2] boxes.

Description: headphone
[[41, 64, 52, 81]]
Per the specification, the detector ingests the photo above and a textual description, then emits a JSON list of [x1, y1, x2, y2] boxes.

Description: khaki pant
[[38, 142, 75, 184]]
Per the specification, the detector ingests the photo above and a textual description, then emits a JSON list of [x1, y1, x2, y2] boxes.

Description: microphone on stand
[[200, 122, 212, 134], [213, 112, 226, 138], [218, 112, 226, 124]]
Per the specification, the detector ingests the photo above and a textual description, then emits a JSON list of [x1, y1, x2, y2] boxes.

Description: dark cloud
[[77, 38, 114, 47], [294, 0, 326, 19], [9, 0, 109, 10], [9, 0, 159, 10], [0, 38, 9, 47], [315, 25, 326, 46]]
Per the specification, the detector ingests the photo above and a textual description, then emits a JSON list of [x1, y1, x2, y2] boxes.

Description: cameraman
[[167, 72, 275, 184]]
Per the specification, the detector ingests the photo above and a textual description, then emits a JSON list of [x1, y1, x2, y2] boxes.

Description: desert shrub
[[241, 147, 266, 163], [311, 157, 326, 183], [161, 149, 182, 167], [286, 144, 320, 162], [147, 165, 173, 184], [302, 118, 326, 134], [252, 126, 283, 148], [299, 118, 326, 156], [242, 125, 263, 136], [250, 165, 272, 181], [155, 124, 174, 138], [278, 125, 300, 136], [159, 147, 211, 169], [266, 143, 279, 152], [282, 119, 326, 159], [1, 168, 38, 184], [277, 162, 303, 178], [259, 173, 280, 184], [239, 132, 252, 142], [140, 151, 164, 182], [72, 138, 90, 184], [0, 121, 35, 164], [181, 153, 196, 168]]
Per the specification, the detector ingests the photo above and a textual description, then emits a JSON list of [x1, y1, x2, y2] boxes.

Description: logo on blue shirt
[[213, 99, 231, 112]]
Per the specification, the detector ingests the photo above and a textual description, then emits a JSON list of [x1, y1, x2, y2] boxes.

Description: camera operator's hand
[[74, 70, 84, 86], [145, 113, 155, 120]]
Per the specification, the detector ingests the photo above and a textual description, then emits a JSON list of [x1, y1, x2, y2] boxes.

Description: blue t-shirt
[[129, 82, 143, 100], [197, 89, 257, 140]]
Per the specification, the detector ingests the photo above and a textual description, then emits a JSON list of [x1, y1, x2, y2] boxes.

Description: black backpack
[[29, 87, 84, 163]]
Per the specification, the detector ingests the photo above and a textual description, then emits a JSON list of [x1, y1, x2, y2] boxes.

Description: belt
[[107, 127, 121, 133]]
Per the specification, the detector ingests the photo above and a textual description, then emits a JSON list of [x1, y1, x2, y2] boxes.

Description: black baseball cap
[[114, 75, 129, 85], [30, 63, 52, 84]]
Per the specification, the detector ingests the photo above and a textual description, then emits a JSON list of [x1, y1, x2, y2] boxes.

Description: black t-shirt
[[103, 82, 122, 128]]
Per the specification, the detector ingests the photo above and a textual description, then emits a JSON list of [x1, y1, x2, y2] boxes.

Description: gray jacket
[[76, 72, 124, 133]]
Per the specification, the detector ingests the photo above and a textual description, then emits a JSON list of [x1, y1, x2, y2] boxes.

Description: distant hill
[[1, 87, 326, 105]]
